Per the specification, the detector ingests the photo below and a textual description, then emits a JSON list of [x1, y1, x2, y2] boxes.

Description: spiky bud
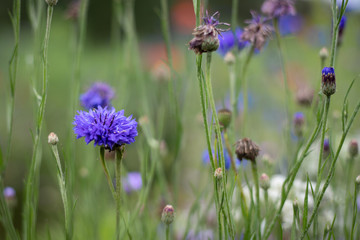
[[218, 109, 232, 130], [349, 140, 359, 158], [161, 205, 175, 225], [214, 168, 223, 179], [321, 67, 336, 97], [259, 173, 270, 190], [48, 132, 59, 145], [235, 138, 260, 162]]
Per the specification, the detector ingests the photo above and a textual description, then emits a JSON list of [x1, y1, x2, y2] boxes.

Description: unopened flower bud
[[349, 140, 358, 158], [218, 109, 232, 130], [259, 173, 270, 190], [224, 52, 235, 65], [48, 132, 59, 145], [161, 205, 175, 225], [3, 187, 17, 208], [45, 0, 58, 6], [214, 168, 223, 179], [323, 138, 330, 158], [321, 67, 336, 97], [356, 175, 360, 186], [338, 16, 347, 47], [319, 47, 329, 61], [235, 138, 260, 162], [293, 112, 305, 138]]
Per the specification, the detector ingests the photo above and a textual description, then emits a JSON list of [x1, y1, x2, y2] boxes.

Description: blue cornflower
[[80, 82, 115, 110], [217, 28, 249, 56], [321, 67, 336, 97], [202, 149, 231, 170], [73, 106, 138, 149], [278, 15, 303, 35], [123, 172, 142, 193], [338, 15, 347, 46], [3, 187, 15, 199]]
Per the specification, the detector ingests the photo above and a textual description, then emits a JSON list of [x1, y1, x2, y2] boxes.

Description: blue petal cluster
[[80, 82, 115, 110], [123, 172, 142, 193], [217, 28, 249, 56], [73, 106, 138, 149]]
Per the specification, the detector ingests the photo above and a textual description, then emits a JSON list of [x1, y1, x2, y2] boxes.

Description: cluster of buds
[[321, 67, 336, 97], [235, 138, 260, 162], [161, 205, 175, 225], [188, 11, 229, 54]]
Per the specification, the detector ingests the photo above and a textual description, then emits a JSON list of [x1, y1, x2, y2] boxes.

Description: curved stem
[[99, 147, 116, 199], [115, 146, 124, 240]]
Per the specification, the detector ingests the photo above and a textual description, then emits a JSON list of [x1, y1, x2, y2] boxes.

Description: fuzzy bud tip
[[161, 205, 175, 225], [349, 140, 359, 158], [214, 168, 223, 179], [259, 173, 270, 190], [48, 132, 59, 145]]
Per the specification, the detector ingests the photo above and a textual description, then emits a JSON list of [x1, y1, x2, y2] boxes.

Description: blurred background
[[1, 0, 360, 239]]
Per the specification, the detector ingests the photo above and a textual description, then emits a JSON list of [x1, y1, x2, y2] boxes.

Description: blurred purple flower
[[338, 16, 347, 46], [202, 148, 231, 170], [73, 106, 138, 150], [241, 11, 273, 51], [217, 28, 249, 56], [80, 82, 115, 110], [278, 15, 303, 35], [186, 229, 214, 240], [3, 187, 15, 199], [123, 172, 142, 193], [261, 0, 296, 18]]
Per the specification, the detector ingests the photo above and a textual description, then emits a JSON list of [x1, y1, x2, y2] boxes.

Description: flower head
[[321, 67, 336, 97], [293, 112, 305, 138], [241, 11, 273, 51], [73, 106, 138, 150], [261, 0, 296, 18], [161, 205, 175, 225], [217, 27, 249, 56], [123, 172, 142, 193], [189, 11, 230, 54], [235, 138, 260, 162], [80, 82, 115, 110]]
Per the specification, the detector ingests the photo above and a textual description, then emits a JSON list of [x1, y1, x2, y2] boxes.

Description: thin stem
[[240, 45, 255, 136], [115, 146, 124, 240], [231, 0, 238, 31], [329, 0, 338, 68], [350, 181, 359, 240], [50, 144, 72, 240], [166, 224, 170, 240], [23, 5, 54, 240], [229, 64, 237, 130], [99, 147, 116, 198], [301, 98, 360, 239], [252, 162, 261, 240], [274, 18, 292, 167]]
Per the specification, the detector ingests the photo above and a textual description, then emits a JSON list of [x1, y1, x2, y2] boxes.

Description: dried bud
[[259, 173, 270, 190], [214, 168, 223, 179], [188, 11, 229, 54], [319, 47, 329, 61], [45, 0, 58, 6], [349, 140, 358, 158], [293, 112, 305, 138], [235, 138, 260, 162], [224, 52, 236, 65], [218, 109, 232, 129], [161, 205, 175, 225], [321, 67, 336, 97], [48, 132, 59, 145]]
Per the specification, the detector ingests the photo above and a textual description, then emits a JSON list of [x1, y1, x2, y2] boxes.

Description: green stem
[[229, 64, 237, 130], [23, 5, 54, 240], [274, 18, 292, 166], [231, 0, 238, 31], [252, 162, 261, 240], [99, 147, 116, 198], [301, 98, 360, 239], [329, 0, 338, 68], [166, 224, 170, 240], [350, 180, 359, 240], [240, 45, 255, 136], [115, 146, 124, 240], [50, 144, 72, 240]]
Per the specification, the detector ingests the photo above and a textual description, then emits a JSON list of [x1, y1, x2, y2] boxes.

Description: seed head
[[241, 11, 273, 51], [321, 67, 336, 97], [217, 108, 232, 129], [214, 168, 223, 179], [349, 140, 359, 158], [48, 132, 59, 145], [161, 205, 175, 225], [235, 138, 260, 162], [259, 173, 270, 190], [189, 11, 230, 54]]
